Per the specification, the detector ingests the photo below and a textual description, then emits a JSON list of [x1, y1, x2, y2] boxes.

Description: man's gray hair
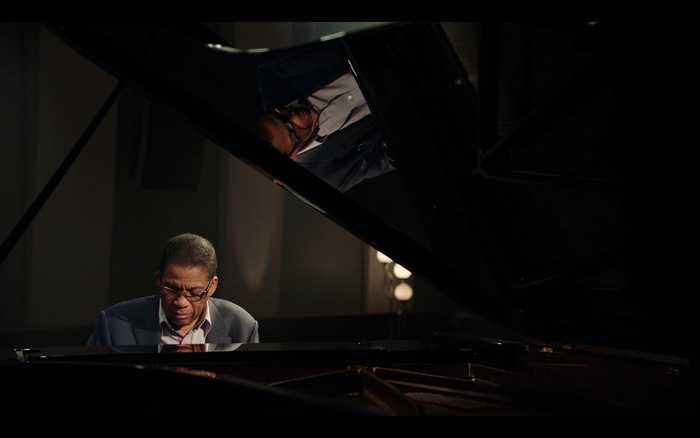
[[159, 233, 218, 278]]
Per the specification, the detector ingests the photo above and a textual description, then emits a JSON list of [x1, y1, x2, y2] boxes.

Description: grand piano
[[0, 22, 695, 415]]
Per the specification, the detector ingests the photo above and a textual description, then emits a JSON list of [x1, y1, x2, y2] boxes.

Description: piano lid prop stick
[[0, 81, 124, 267]]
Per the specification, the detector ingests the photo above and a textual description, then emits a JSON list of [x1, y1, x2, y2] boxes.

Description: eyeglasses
[[159, 276, 213, 302]]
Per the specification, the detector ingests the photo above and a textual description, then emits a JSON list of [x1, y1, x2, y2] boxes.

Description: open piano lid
[[1, 21, 693, 417], [42, 22, 647, 357]]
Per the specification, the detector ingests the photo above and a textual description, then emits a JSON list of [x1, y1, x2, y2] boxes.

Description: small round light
[[394, 283, 413, 302], [376, 251, 392, 264], [393, 264, 412, 279]]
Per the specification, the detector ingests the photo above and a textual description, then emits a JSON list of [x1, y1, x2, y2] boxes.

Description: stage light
[[376, 251, 392, 264], [393, 282, 413, 302], [393, 264, 411, 279]]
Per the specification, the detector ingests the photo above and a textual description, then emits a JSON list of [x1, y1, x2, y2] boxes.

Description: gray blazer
[[86, 296, 259, 346], [295, 115, 394, 193]]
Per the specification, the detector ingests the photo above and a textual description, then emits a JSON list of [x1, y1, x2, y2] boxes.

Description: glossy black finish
[[0, 21, 690, 415], [0, 361, 378, 416], [11, 340, 487, 368], [42, 22, 516, 330], [4, 340, 694, 415]]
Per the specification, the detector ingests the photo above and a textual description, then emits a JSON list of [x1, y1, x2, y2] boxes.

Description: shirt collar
[[297, 139, 323, 155], [158, 298, 212, 335]]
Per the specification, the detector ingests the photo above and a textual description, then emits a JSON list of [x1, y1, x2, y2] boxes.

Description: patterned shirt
[[298, 72, 371, 155], [158, 299, 212, 345]]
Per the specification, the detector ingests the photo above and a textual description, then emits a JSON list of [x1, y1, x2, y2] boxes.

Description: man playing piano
[[87, 233, 258, 347]]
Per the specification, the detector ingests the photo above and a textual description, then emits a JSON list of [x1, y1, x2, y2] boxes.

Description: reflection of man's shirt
[[298, 72, 371, 155], [157, 343, 243, 352], [158, 299, 212, 345]]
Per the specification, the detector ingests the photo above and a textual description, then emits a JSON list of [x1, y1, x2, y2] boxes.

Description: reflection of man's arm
[[86, 311, 111, 347], [209, 343, 243, 352], [247, 321, 259, 343], [169, 366, 217, 379]]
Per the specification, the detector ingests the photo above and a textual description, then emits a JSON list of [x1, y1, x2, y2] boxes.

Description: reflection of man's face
[[259, 106, 317, 159], [260, 117, 294, 156]]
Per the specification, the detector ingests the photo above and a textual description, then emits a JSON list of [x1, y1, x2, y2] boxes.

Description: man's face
[[260, 117, 294, 156], [259, 106, 316, 158], [156, 264, 218, 329]]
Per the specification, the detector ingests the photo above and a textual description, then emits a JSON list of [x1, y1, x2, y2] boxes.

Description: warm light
[[320, 31, 346, 41], [393, 264, 412, 279], [376, 251, 392, 264], [393, 283, 413, 302], [205, 44, 243, 53]]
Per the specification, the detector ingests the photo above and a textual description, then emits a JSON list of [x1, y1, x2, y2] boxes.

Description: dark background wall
[[0, 22, 465, 345], [1, 24, 117, 332], [0, 23, 35, 330]]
